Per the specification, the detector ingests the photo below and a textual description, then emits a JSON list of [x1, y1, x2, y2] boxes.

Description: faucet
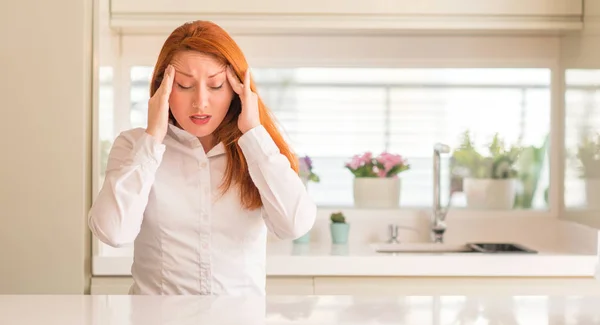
[[432, 143, 451, 243]]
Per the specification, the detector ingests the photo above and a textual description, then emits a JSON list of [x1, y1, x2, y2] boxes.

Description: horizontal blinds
[[254, 68, 551, 207]]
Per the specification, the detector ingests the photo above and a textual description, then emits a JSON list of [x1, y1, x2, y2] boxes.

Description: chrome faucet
[[432, 143, 451, 243]]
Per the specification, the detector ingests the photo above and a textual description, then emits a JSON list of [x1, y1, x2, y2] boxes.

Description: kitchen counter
[[93, 213, 600, 278], [3, 294, 600, 324], [266, 241, 600, 277], [92, 240, 600, 277]]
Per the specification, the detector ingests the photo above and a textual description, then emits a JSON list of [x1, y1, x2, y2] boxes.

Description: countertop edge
[[92, 254, 600, 277]]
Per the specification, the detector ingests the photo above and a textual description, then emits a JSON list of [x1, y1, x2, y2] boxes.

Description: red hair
[[150, 20, 299, 210]]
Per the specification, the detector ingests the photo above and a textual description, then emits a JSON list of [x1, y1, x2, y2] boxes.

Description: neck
[[199, 135, 215, 154]]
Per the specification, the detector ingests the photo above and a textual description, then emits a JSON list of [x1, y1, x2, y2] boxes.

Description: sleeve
[[88, 128, 166, 247], [237, 125, 317, 240]]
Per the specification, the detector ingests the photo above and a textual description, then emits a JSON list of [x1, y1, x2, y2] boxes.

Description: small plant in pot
[[452, 131, 523, 210], [575, 133, 600, 208], [330, 211, 350, 244], [345, 151, 410, 208]]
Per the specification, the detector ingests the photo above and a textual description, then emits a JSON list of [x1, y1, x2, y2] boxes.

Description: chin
[[176, 118, 218, 137], [184, 124, 216, 138]]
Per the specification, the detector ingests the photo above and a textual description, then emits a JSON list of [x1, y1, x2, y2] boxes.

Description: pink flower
[[347, 151, 409, 178], [377, 152, 402, 168], [360, 152, 372, 163], [346, 155, 365, 170]]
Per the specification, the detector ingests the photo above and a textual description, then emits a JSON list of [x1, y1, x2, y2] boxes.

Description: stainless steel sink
[[372, 242, 537, 254], [468, 243, 537, 254], [372, 243, 474, 253]]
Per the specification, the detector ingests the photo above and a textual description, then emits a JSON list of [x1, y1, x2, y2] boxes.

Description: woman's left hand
[[227, 66, 260, 134]]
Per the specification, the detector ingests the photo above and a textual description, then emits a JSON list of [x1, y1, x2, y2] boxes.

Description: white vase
[[353, 177, 401, 209], [584, 178, 600, 209], [463, 178, 516, 210]]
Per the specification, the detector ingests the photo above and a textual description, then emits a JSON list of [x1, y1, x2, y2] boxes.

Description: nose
[[193, 85, 209, 109]]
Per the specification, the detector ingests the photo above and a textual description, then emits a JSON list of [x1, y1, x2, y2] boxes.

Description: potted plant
[[452, 131, 522, 210], [298, 155, 320, 187], [576, 133, 600, 209], [293, 155, 319, 244], [345, 151, 410, 208], [513, 135, 548, 209], [330, 211, 350, 244]]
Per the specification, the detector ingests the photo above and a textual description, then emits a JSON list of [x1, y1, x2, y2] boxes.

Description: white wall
[[0, 0, 92, 293]]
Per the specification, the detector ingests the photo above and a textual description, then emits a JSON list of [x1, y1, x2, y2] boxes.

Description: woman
[[88, 20, 317, 295]]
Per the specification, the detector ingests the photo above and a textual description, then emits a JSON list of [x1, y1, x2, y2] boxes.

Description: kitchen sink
[[372, 242, 537, 254], [468, 243, 537, 254], [372, 243, 474, 253]]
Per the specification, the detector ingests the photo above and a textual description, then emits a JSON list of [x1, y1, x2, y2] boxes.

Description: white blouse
[[88, 124, 317, 295]]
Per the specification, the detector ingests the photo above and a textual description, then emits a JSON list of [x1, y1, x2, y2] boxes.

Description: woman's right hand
[[145, 64, 175, 143]]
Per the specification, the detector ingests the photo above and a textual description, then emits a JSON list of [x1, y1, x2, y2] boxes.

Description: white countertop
[[92, 240, 600, 277], [266, 241, 600, 277], [93, 213, 600, 277], [3, 295, 600, 324]]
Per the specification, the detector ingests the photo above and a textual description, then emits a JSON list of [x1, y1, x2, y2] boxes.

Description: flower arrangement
[[345, 151, 410, 178], [298, 155, 320, 183]]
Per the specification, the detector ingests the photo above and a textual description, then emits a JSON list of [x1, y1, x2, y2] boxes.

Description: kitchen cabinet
[[312, 276, 600, 295], [266, 277, 314, 295], [89, 276, 314, 295], [109, 0, 583, 34], [90, 276, 600, 295]]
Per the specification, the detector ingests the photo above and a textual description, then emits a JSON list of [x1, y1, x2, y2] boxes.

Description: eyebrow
[[175, 68, 225, 79]]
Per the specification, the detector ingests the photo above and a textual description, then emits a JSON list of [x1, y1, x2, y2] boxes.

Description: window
[[254, 67, 551, 209], [122, 66, 551, 209], [565, 69, 600, 209], [98, 67, 114, 183]]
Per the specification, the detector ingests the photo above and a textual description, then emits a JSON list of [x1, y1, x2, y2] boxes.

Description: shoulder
[[114, 127, 151, 144], [110, 128, 164, 152], [118, 127, 148, 140]]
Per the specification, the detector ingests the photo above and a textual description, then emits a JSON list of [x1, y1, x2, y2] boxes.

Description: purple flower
[[304, 156, 313, 170]]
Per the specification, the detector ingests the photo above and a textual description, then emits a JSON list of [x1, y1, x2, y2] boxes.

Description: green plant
[[452, 130, 523, 179], [330, 211, 346, 223], [513, 135, 548, 208], [576, 133, 600, 178]]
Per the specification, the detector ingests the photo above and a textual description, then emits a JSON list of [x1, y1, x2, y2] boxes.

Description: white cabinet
[[109, 0, 583, 34], [91, 277, 133, 294], [312, 277, 600, 295], [266, 277, 314, 295], [89, 276, 314, 295], [91, 276, 600, 295]]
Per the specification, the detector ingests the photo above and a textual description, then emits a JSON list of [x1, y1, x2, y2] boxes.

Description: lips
[[190, 114, 211, 125]]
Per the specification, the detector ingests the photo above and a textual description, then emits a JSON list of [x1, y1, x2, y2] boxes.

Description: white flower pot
[[463, 178, 516, 210], [353, 177, 401, 209], [585, 178, 600, 209]]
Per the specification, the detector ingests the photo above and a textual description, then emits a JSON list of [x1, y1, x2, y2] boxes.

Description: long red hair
[[150, 20, 299, 210]]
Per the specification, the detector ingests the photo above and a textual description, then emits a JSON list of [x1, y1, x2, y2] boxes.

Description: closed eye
[[210, 83, 224, 90], [177, 83, 192, 90]]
